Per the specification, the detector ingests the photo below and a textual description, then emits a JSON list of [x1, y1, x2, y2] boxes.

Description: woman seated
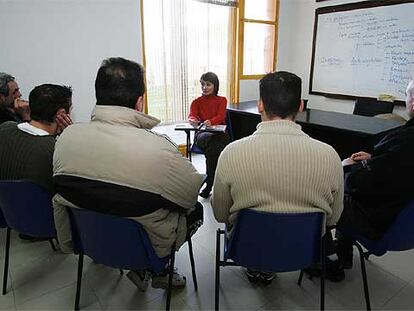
[[188, 72, 230, 198]]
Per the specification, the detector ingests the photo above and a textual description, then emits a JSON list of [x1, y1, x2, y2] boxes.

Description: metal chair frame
[[0, 181, 57, 295], [68, 208, 198, 311]]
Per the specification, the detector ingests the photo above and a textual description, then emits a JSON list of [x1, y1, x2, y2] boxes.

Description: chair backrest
[[379, 200, 414, 252], [226, 209, 324, 272], [0, 180, 56, 237], [353, 99, 394, 117], [67, 207, 167, 273], [191, 143, 204, 154], [354, 200, 414, 256]]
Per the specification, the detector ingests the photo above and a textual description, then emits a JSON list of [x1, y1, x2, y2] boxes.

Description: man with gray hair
[[337, 78, 414, 270], [0, 73, 31, 124]]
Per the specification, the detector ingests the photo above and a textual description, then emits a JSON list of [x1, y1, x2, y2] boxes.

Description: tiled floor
[[1, 131, 414, 310]]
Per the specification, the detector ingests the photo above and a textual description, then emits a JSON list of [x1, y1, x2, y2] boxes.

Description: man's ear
[[54, 108, 66, 121], [257, 99, 264, 114], [135, 96, 144, 112], [299, 99, 304, 112]]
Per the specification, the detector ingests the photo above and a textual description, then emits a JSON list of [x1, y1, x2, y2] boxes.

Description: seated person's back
[[52, 58, 203, 259], [211, 71, 344, 283], [212, 71, 344, 228], [213, 121, 343, 226], [0, 84, 72, 193]]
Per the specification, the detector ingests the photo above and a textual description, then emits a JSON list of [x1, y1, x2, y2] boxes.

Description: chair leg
[[74, 252, 84, 311], [49, 239, 57, 252], [320, 242, 325, 311], [166, 243, 176, 311], [2, 228, 10, 295], [355, 243, 371, 311], [187, 237, 198, 291], [297, 270, 304, 285], [215, 229, 221, 311]]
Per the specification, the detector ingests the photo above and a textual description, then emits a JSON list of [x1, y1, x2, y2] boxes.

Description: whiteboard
[[310, 1, 414, 102]]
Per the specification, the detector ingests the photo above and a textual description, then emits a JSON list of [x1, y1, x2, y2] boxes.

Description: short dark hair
[[95, 57, 145, 109], [259, 71, 302, 119], [0, 73, 15, 97], [200, 72, 219, 95], [29, 84, 72, 123]]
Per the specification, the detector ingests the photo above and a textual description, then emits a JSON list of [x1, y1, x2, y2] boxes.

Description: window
[[239, 0, 278, 77], [141, 0, 235, 123], [233, 0, 279, 102]]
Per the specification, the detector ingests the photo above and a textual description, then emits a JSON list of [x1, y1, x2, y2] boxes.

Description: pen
[[197, 122, 204, 130]]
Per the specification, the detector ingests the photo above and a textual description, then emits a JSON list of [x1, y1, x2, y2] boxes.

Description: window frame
[[232, 0, 280, 102]]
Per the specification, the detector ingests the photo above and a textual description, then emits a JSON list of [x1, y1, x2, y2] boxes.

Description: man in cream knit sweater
[[211, 71, 344, 283]]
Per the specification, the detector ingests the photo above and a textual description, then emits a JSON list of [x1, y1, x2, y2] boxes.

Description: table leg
[[186, 130, 192, 162]]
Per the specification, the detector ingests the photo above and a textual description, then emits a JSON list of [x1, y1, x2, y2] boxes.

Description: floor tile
[[15, 282, 99, 310], [366, 249, 414, 282], [85, 264, 164, 309], [11, 252, 78, 305], [381, 278, 414, 310]]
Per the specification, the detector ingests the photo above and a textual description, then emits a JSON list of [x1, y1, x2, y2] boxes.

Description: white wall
[[1, 0, 407, 120], [0, 0, 142, 122]]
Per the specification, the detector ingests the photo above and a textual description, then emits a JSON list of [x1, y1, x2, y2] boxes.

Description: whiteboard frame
[[309, 0, 414, 106]]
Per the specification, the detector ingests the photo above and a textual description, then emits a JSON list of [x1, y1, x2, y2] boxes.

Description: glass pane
[[244, 0, 276, 21], [243, 22, 275, 75], [144, 0, 232, 123]]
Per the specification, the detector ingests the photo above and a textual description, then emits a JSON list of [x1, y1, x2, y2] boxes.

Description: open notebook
[[175, 123, 226, 132]]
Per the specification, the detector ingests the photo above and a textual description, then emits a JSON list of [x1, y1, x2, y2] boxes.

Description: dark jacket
[[343, 118, 414, 239], [0, 107, 21, 125]]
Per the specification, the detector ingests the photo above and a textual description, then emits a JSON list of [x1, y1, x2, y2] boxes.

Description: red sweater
[[188, 95, 227, 125]]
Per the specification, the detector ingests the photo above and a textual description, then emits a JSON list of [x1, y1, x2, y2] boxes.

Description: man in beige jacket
[[211, 71, 344, 283], [53, 57, 203, 291]]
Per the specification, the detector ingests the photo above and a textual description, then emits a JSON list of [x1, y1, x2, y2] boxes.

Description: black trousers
[[195, 132, 230, 189], [185, 201, 204, 240], [335, 195, 382, 260]]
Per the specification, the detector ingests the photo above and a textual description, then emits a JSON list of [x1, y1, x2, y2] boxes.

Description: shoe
[[259, 272, 276, 285], [338, 255, 353, 269], [303, 266, 321, 278], [18, 233, 50, 242], [127, 270, 150, 292], [335, 237, 354, 269], [325, 258, 345, 282], [151, 268, 186, 289], [304, 258, 345, 283], [245, 269, 261, 283], [199, 187, 211, 198]]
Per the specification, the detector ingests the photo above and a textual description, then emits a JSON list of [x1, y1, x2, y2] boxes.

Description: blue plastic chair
[[67, 207, 198, 311], [0, 180, 57, 295], [346, 200, 414, 311], [215, 209, 325, 311]]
